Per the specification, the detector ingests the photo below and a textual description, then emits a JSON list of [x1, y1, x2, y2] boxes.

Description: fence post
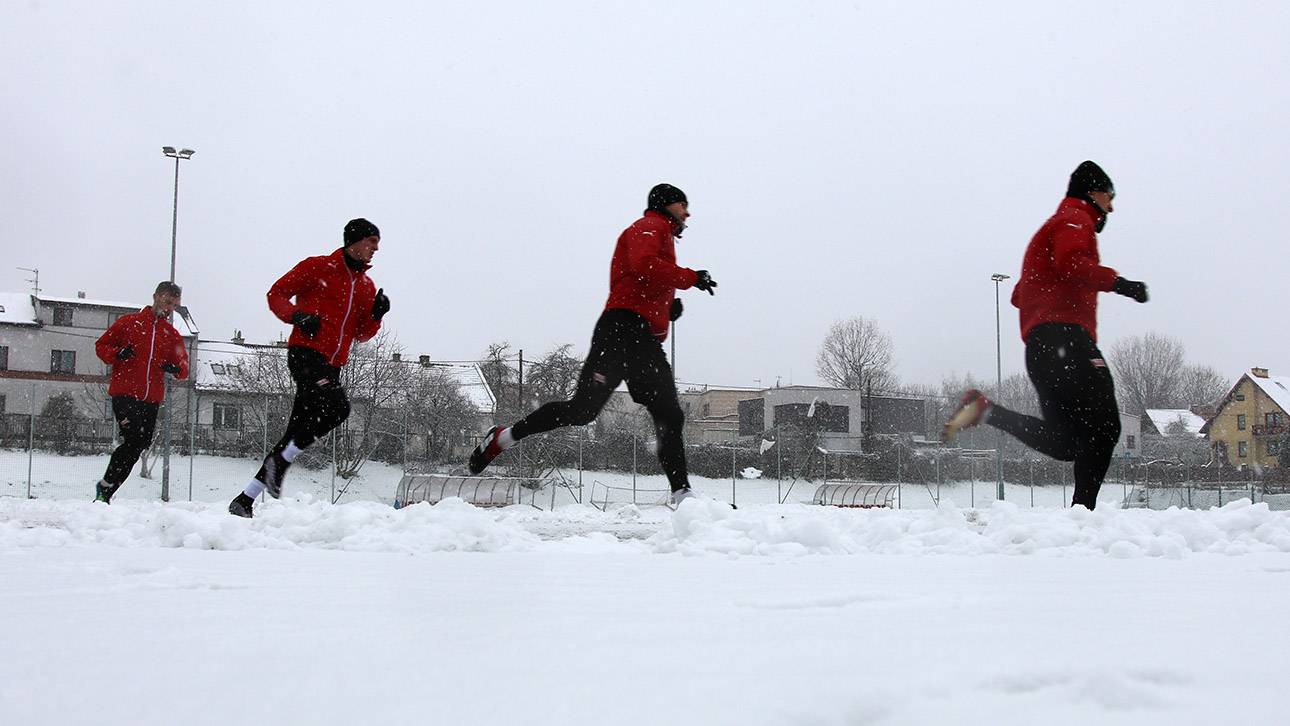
[[776, 426, 782, 504], [402, 405, 410, 475], [731, 446, 736, 508], [27, 382, 36, 499], [935, 450, 941, 506], [330, 430, 337, 504], [188, 387, 196, 501], [631, 432, 637, 505], [262, 394, 270, 459]]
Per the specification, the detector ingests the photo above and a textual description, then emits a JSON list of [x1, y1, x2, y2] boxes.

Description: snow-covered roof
[[191, 342, 495, 413], [38, 294, 141, 310], [1144, 409, 1206, 437], [192, 341, 285, 393], [0, 293, 37, 325], [1248, 372, 1290, 415], [0, 292, 198, 337]]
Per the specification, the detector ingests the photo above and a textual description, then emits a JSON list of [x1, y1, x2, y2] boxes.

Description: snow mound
[[0, 495, 543, 553], [649, 498, 1290, 558], [3, 496, 1289, 558]]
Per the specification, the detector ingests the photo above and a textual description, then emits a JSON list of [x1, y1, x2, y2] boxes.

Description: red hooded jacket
[[268, 248, 381, 367], [604, 210, 699, 341], [95, 308, 190, 404], [1011, 197, 1120, 343]]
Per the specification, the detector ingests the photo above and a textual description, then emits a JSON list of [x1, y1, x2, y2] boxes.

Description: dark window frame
[[50, 349, 76, 374], [212, 403, 242, 431], [52, 306, 74, 326]]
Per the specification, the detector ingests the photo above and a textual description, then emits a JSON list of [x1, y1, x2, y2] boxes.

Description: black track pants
[[102, 396, 160, 486], [255, 346, 351, 483], [986, 323, 1122, 509], [511, 309, 690, 492]]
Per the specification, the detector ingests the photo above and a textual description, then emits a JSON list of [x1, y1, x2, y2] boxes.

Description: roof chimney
[[392, 352, 402, 362], [419, 354, 431, 367], [1252, 367, 1270, 378], [231, 329, 244, 345], [77, 291, 87, 299]]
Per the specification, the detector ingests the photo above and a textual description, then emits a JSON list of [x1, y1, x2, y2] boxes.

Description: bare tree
[[1108, 332, 1186, 416], [335, 331, 407, 479], [1175, 364, 1230, 409], [480, 342, 519, 423], [399, 364, 476, 462], [524, 344, 582, 406], [816, 317, 897, 392]]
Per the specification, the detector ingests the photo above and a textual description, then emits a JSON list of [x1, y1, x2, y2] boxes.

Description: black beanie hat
[[1066, 161, 1115, 199], [646, 183, 688, 213], [343, 218, 380, 246]]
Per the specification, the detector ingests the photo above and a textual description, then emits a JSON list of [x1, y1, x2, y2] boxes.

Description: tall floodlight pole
[[991, 273, 1011, 500], [160, 146, 195, 502]]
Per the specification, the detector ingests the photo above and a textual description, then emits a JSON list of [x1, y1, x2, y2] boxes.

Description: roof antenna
[[17, 267, 40, 296]]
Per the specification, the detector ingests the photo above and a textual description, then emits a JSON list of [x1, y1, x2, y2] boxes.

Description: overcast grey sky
[[3, 1, 1287, 392]]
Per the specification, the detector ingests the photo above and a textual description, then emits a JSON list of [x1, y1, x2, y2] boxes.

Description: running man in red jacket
[[468, 184, 717, 504], [228, 218, 390, 517], [943, 161, 1149, 509], [93, 281, 190, 503]]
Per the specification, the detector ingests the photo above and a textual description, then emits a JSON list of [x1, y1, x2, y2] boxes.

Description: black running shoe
[[261, 451, 289, 499], [228, 493, 254, 518]]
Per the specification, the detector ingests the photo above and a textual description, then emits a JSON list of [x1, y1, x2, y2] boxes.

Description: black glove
[[116, 345, 135, 361], [1112, 277, 1149, 303], [694, 270, 718, 295], [292, 311, 322, 337], [371, 288, 390, 321], [669, 298, 684, 322], [161, 362, 181, 375]]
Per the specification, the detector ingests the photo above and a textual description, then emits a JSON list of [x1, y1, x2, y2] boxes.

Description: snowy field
[[2, 448, 1137, 510], [3, 485, 1290, 725]]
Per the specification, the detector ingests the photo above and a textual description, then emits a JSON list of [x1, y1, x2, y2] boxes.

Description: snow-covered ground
[[3, 491, 1290, 725], [3, 448, 1136, 510]]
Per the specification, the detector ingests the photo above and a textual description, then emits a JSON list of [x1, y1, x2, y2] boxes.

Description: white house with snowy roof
[[1143, 409, 1208, 438]]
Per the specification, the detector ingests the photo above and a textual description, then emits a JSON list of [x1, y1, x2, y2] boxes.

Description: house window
[[1266, 412, 1282, 427], [1238, 441, 1248, 458], [1269, 441, 1281, 457], [1235, 393, 1246, 401], [211, 364, 226, 375], [0, 345, 8, 371], [0, 393, 6, 414], [1126, 434, 1136, 450], [212, 404, 242, 430], [1237, 414, 1246, 431], [52, 306, 74, 326], [50, 350, 76, 374]]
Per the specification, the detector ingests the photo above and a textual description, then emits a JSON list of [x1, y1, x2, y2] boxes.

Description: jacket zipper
[[143, 316, 158, 400], [332, 266, 357, 365]]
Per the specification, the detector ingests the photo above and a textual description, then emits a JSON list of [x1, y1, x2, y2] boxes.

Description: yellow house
[[1202, 368, 1288, 469]]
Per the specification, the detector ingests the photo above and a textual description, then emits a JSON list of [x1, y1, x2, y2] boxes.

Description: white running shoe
[[670, 487, 697, 506], [943, 389, 991, 442]]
